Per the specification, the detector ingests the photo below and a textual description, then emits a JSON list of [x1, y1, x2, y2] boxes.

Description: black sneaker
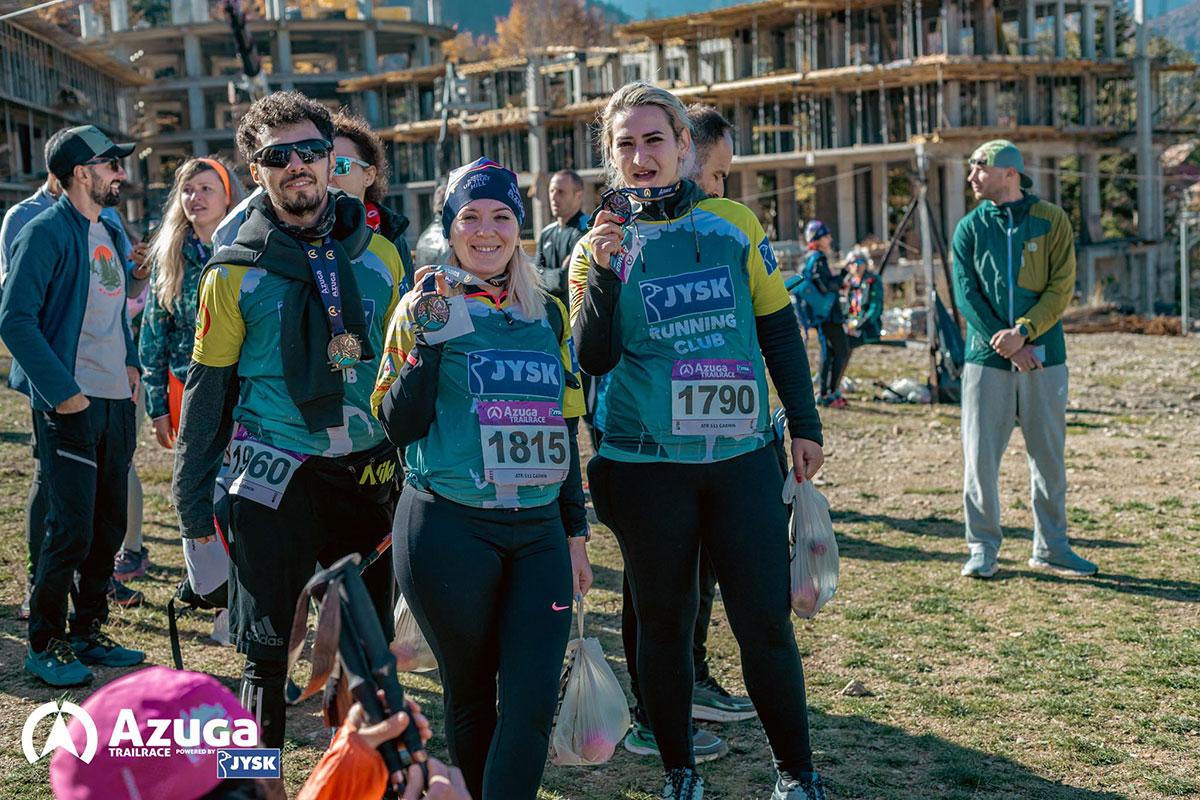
[[70, 623, 146, 667], [108, 578, 144, 608]]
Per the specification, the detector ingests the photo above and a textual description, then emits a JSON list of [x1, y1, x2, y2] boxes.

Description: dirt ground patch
[[0, 332, 1197, 799]]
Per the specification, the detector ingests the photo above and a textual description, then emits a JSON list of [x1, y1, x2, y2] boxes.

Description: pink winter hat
[[50, 666, 258, 800]]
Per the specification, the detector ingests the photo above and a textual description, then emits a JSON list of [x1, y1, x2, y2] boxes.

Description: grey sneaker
[[624, 720, 729, 763], [772, 773, 828, 800], [1029, 549, 1097, 576], [960, 551, 999, 579], [661, 767, 704, 800], [692, 676, 757, 722]]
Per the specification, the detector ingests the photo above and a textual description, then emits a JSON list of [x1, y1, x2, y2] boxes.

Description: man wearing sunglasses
[[0, 125, 146, 686], [953, 139, 1095, 580], [172, 92, 407, 752]]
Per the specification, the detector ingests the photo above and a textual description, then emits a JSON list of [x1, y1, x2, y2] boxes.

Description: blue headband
[[441, 157, 525, 238]]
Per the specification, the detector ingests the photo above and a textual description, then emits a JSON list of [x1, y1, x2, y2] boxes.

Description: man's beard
[[272, 173, 324, 217], [87, 168, 121, 207]]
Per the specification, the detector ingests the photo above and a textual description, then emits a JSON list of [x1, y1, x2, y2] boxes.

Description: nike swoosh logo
[[551, 602, 570, 612]]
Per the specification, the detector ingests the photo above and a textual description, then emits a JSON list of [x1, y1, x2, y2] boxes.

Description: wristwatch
[[1017, 323, 1030, 338]]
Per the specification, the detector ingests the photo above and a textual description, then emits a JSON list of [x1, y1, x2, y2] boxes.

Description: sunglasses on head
[[252, 138, 332, 168], [83, 157, 121, 171], [967, 158, 991, 169], [333, 155, 371, 176]]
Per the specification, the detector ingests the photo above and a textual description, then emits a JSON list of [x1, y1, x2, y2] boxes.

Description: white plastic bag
[[392, 594, 438, 673], [549, 600, 631, 766], [782, 476, 839, 618]]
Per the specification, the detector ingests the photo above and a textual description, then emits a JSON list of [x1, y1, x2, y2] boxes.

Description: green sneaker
[[25, 638, 94, 687], [623, 720, 729, 763], [692, 676, 757, 722], [70, 623, 146, 667]]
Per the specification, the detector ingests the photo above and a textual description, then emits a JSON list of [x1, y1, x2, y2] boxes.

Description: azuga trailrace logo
[[21, 700, 280, 778]]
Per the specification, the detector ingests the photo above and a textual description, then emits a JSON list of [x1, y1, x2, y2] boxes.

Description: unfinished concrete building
[[347, 0, 1194, 311], [0, 2, 144, 211]]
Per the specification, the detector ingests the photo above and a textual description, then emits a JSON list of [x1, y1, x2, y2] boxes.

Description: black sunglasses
[[83, 157, 121, 171], [252, 138, 332, 168]]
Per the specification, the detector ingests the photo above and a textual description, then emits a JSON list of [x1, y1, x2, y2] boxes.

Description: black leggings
[[818, 321, 849, 396], [588, 446, 813, 776], [622, 550, 718, 724], [393, 485, 573, 800]]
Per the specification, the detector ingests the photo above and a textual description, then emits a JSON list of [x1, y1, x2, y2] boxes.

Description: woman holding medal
[[371, 157, 592, 800], [569, 82, 829, 800]]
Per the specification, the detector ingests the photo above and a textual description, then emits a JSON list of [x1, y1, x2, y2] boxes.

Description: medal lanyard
[[304, 237, 347, 338], [616, 182, 681, 204]]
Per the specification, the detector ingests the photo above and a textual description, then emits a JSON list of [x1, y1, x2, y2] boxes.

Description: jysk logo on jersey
[[638, 266, 735, 325], [758, 236, 779, 275], [217, 748, 281, 778], [468, 350, 562, 398]]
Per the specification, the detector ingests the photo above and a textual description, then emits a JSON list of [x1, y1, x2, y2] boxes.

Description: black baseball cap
[[46, 125, 134, 178]]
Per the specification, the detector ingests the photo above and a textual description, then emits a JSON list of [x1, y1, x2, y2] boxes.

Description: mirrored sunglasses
[[252, 138, 332, 168], [333, 155, 372, 176]]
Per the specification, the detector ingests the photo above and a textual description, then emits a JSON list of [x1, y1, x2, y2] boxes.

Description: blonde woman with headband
[[569, 82, 829, 800], [139, 157, 243, 447], [371, 157, 591, 800]]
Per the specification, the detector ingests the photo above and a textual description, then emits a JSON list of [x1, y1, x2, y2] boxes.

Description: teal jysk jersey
[[569, 198, 792, 464], [194, 235, 406, 457], [373, 293, 585, 510]]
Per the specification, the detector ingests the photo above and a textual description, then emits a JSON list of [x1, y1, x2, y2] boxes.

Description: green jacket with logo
[[951, 192, 1075, 370]]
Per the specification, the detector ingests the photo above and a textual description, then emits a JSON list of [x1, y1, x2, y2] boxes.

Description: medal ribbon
[[615, 182, 682, 203], [304, 237, 347, 338]]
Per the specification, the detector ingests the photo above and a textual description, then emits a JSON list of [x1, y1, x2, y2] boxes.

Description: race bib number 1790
[[671, 359, 759, 436]]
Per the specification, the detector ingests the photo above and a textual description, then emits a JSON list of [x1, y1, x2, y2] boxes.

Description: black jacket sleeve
[[559, 417, 588, 537], [173, 362, 239, 539], [811, 253, 846, 295], [378, 342, 443, 448], [573, 258, 623, 376], [756, 306, 823, 446]]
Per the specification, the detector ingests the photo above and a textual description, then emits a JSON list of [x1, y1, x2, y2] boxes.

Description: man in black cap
[[0, 124, 146, 686]]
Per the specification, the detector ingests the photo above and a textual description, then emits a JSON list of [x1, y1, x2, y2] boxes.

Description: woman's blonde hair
[[596, 81, 694, 188], [447, 240, 547, 321], [147, 157, 244, 314]]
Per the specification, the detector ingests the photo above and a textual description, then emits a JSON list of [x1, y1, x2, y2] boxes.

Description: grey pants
[[961, 362, 1070, 560]]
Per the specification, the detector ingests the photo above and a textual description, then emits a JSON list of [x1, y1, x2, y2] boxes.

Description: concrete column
[[427, 0, 441, 25], [1055, 0, 1067, 57], [573, 121, 589, 170], [945, 2, 961, 55], [735, 100, 753, 155], [190, 0, 208, 23], [110, 0, 129, 32], [1081, 150, 1102, 244], [1082, 2, 1097, 58], [1021, 0, 1037, 54], [187, 87, 206, 131], [170, 0, 189, 25], [276, 29, 294, 73], [1104, 6, 1117, 57], [943, 81, 961, 126], [526, 56, 550, 231], [794, 12, 805, 72], [830, 18, 845, 67], [1134, 0, 1155, 243], [191, 137, 210, 156], [981, 83, 998, 125], [417, 36, 431, 67], [685, 43, 701, 85], [836, 163, 856, 245], [80, 3, 103, 38], [832, 90, 849, 148], [647, 43, 662, 83], [571, 57, 587, 105], [1023, 76, 1039, 124], [872, 161, 888, 241], [943, 156, 966, 238], [775, 168, 797, 240], [362, 29, 378, 73], [1081, 75, 1097, 126]]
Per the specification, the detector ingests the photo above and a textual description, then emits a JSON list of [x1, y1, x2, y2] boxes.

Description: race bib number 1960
[[477, 400, 569, 486], [226, 428, 309, 509], [671, 359, 759, 436]]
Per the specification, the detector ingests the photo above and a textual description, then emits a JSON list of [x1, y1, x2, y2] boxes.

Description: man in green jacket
[[952, 140, 1097, 579]]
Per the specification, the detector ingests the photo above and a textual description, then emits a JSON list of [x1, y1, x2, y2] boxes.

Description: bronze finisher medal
[[414, 292, 451, 333], [327, 332, 362, 370]]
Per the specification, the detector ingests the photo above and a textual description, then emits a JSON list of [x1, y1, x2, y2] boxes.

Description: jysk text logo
[[638, 266, 735, 324], [467, 350, 562, 398], [217, 748, 281, 779]]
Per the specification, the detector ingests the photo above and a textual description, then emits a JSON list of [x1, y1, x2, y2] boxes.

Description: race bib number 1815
[[477, 400, 569, 486]]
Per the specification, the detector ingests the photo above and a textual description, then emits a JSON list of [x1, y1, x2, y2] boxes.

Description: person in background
[[844, 246, 884, 351], [795, 220, 849, 408], [414, 184, 452, 267], [0, 125, 147, 687], [1, 150, 150, 618], [954, 139, 1095, 579], [685, 104, 733, 199], [331, 110, 414, 293], [535, 169, 588, 306]]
